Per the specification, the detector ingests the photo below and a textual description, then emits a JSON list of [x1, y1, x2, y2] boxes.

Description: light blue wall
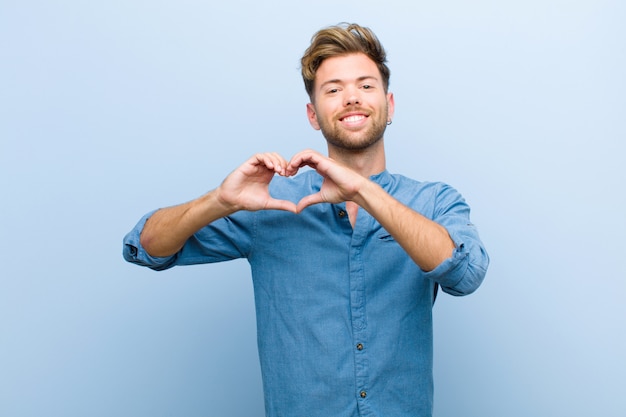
[[2, 1, 624, 416]]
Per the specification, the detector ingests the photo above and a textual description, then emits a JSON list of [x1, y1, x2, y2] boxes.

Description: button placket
[[349, 206, 374, 411]]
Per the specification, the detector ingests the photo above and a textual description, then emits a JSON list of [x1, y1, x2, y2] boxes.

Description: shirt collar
[[369, 169, 392, 188]]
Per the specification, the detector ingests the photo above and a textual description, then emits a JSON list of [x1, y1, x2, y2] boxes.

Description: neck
[[327, 139, 387, 178]]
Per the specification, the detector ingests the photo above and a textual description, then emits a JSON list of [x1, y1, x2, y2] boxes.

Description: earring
[[387, 120, 392, 126]]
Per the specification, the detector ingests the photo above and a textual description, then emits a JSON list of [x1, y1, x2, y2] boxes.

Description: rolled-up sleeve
[[122, 210, 179, 271], [122, 210, 254, 271], [422, 183, 489, 296]]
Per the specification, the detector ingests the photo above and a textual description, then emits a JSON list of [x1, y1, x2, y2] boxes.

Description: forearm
[[140, 189, 233, 257], [130, 152, 299, 259], [354, 180, 455, 272]]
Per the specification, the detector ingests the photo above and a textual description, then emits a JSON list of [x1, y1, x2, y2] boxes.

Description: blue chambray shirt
[[123, 170, 489, 417]]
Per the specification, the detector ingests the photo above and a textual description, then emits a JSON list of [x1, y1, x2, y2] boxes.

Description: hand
[[287, 149, 367, 213], [217, 153, 297, 213]]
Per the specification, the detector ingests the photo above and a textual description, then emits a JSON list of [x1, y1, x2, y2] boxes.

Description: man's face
[[307, 53, 394, 151]]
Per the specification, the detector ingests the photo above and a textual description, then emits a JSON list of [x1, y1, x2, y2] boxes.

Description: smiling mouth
[[340, 114, 367, 123]]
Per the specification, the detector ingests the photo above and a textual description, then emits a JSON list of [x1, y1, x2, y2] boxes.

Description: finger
[[253, 153, 277, 170], [296, 192, 325, 213], [254, 153, 288, 176], [287, 150, 324, 174], [274, 153, 293, 176], [265, 152, 287, 174], [265, 198, 297, 213], [273, 153, 292, 176]]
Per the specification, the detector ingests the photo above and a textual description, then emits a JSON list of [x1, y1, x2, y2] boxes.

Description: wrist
[[351, 177, 379, 207], [205, 187, 238, 217]]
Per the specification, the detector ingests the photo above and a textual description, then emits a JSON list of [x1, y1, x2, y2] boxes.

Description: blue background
[[1, 1, 624, 416]]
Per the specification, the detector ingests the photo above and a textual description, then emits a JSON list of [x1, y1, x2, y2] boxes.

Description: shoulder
[[380, 171, 468, 215], [379, 171, 453, 197]]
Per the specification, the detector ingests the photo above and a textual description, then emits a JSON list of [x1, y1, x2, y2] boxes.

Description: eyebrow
[[319, 75, 379, 90]]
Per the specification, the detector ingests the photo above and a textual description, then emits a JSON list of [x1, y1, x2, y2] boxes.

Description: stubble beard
[[318, 106, 389, 151]]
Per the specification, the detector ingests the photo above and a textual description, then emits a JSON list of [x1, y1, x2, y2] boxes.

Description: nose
[[344, 89, 361, 106]]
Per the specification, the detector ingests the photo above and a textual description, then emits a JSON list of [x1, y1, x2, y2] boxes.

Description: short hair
[[300, 23, 391, 100]]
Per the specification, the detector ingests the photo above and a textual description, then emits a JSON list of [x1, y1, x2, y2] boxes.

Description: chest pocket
[[375, 231, 439, 304]]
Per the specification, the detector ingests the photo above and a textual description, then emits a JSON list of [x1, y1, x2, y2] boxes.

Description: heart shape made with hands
[[246, 149, 367, 214]]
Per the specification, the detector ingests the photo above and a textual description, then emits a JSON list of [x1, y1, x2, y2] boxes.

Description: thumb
[[265, 198, 297, 213], [296, 192, 325, 213]]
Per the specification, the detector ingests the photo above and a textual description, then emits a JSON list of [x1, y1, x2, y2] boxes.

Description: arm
[[288, 150, 454, 272], [354, 181, 455, 271], [140, 153, 297, 257]]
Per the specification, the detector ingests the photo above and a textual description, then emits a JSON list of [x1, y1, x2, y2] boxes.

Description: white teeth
[[343, 115, 365, 122]]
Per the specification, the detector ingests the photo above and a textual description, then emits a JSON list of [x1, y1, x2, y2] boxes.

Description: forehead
[[315, 53, 381, 87]]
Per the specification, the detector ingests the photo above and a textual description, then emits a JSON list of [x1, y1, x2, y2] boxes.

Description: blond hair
[[301, 23, 390, 99]]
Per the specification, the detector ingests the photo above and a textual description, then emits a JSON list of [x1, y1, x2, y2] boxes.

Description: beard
[[317, 105, 389, 151]]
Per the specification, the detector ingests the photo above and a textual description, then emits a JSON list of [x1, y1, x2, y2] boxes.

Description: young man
[[124, 23, 489, 417]]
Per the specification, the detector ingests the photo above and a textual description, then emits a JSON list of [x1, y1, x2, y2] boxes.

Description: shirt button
[[356, 343, 363, 351], [338, 210, 346, 217], [360, 391, 367, 398]]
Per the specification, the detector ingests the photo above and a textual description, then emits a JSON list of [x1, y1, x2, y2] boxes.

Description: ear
[[306, 103, 321, 130], [387, 92, 395, 121]]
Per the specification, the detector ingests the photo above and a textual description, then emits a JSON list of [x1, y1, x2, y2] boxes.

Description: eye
[[362, 84, 372, 90]]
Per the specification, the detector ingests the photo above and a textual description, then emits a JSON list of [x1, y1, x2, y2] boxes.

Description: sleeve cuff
[[122, 210, 178, 271]]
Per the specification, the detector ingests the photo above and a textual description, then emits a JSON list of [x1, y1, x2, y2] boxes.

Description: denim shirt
[[123, 170, 489, 417]]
